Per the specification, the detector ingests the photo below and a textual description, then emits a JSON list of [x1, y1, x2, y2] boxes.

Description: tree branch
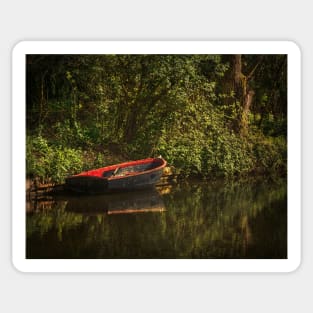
[[246, 56, 263, 80]]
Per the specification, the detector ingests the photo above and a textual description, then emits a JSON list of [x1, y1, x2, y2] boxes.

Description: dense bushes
[[26, 135, 84, 182], [157, 101, 285, 178], [26, 107, 287, 184], [26, 54, 287, 183], [252, 135, 287, 174]]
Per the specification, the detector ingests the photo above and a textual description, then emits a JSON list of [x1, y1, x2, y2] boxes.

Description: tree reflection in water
[[26, 178, 287, 259]]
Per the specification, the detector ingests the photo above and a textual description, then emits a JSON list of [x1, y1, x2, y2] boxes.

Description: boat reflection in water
[[65, 188, 165, 215]]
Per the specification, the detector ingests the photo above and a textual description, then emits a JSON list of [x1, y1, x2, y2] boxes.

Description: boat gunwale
[[67, 158, 167, 181]]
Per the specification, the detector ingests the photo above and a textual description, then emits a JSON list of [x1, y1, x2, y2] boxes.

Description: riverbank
[[26, 54, 287, 201], [26, 165, 286, 205], [26, 130, 287, 185]]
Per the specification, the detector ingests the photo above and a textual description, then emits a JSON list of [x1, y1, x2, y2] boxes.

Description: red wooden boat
[[65, 157, 167, 193]]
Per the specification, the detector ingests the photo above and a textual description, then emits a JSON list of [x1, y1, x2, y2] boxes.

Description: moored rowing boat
[[65, 157, 167, 193]]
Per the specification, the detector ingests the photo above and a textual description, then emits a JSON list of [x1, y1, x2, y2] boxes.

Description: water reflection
[[65, 189, 165, 215], [26, 178, 287, 259]]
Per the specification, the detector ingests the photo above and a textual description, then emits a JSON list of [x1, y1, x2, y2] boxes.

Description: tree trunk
[[233, 55, 251, 136], [234, 55, 247, 101], [241, 90, 254, 136]]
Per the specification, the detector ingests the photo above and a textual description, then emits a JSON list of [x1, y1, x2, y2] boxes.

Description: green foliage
[[157, 101, 255, 177], [53, 119, 92, 148], [27, 135, 84, 182], [252, 135, 287, 174], [26, 135, 50, 179], [261, 116, 287, 137], [26, 54, 287, 182]]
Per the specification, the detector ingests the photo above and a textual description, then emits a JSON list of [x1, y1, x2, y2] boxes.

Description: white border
[[12, 41, 301, 272]]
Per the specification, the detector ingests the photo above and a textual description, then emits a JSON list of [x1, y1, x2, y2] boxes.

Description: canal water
[[26, 178, 287, 259]]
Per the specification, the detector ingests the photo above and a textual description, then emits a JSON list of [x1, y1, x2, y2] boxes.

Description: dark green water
[[26, 178, 287, 259]]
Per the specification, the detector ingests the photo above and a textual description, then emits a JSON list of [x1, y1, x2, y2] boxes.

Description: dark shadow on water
[[26, 178, 287, 259]]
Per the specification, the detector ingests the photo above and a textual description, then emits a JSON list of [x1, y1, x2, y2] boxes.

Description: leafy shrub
[[26, 135, 48, 179], [156, 100, 256, 178], [252, 135, 287, 174], [27, 135, 83, 183]]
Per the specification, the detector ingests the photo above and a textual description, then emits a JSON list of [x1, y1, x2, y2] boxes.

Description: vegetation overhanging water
[[26, 54, 287, 184], [27, 177, 287, 259], [25, 54, 288, 259]]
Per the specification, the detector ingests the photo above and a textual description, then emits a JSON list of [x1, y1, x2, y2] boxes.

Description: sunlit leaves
[[26, 54, 287, 182]]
